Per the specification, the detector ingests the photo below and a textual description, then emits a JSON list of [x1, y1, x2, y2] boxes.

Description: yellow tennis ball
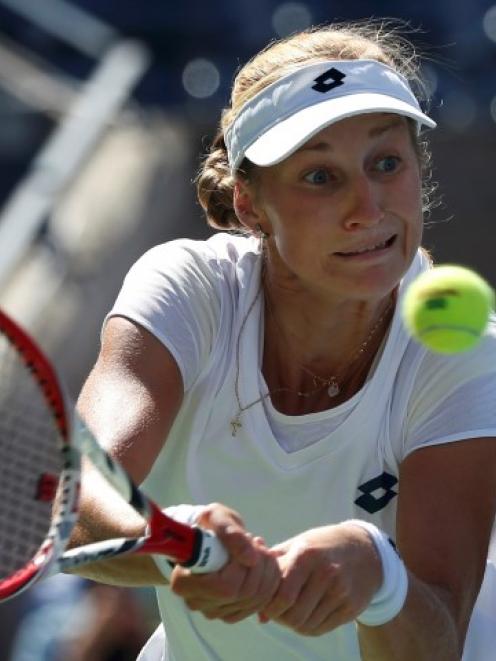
[[402, 265, 494, 354]]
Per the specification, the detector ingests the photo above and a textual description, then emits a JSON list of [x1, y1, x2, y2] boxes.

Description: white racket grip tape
[[152, 505, 228, 580], [190, 528, 229, 573]]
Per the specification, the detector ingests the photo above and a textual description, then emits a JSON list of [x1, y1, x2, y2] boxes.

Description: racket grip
[[186, 528, 229, 573]]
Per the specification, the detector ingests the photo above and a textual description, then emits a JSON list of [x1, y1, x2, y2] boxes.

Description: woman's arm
[[68, 316, 279, 601], [67, 315, 185, 585], [257, 437, 496, 660], [357, 436, 496, 660]]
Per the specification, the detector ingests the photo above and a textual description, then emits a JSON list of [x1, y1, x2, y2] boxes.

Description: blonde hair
[[197, 20, 433, 231]]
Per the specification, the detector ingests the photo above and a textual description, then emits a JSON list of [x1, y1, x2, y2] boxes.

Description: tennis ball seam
[[418, 324, 482, 338]]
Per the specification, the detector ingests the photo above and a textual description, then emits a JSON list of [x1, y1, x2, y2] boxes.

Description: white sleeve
[[406, 373, 496, 455], [105, 239, 221, 391], [403, 327, 496, 458]]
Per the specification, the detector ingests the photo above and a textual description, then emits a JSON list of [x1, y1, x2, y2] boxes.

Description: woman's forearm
[[64, 551, 166, 587], [64, 465, 167, 587], [358, 574, 462, 661]]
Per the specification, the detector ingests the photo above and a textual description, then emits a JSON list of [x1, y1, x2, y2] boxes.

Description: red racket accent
[[0, 539, 54, 600], [36, 473, 59, 502], [138, 501, 197, 561], [0, 311, 68, 441]]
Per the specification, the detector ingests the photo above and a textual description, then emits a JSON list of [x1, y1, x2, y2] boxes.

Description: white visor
[[225, 59, 436, 172]]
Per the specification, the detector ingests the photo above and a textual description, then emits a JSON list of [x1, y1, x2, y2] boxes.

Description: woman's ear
[[233, 180, 263, 233]]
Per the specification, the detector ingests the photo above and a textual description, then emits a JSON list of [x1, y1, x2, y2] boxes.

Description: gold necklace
[[264, 290, 394, 398], [231, 281, 266, 436], [230, 279, 394, 436]]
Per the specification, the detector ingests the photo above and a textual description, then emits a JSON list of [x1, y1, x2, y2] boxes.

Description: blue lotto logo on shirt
[[355, 472, 398, 513]]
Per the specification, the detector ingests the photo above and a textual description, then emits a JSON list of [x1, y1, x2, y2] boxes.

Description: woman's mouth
[[334, 235, 397, 258]]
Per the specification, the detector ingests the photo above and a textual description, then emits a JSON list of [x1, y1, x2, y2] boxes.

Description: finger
[[290, 570, 359, 636], [269, 541, 290, 557], [297, 596, 353, 636], [198, 503, 261, 567], [197, 603, 255, 623], [170, 562, 247, 602], [253, 535, 268, 548], [185, 553, 281, 622], [233, 552, 282, 612], [200, 552, 281, 615], [259, 564, 306, 620], [217, 525, 260, 567], [274, 563, 334, 630]]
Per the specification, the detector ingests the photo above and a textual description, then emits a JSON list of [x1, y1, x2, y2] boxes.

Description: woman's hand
[[170, 503, 282, 623], [259, 522, 383, 636]]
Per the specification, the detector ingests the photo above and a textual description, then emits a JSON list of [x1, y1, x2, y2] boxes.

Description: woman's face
[[243, 113, 424, 300]]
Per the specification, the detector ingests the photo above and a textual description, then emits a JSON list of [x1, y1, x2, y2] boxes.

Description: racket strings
[[0, 335, 64, 579]]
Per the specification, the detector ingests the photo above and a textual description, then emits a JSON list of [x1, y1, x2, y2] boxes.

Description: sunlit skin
[[234, 113, 424, 408]]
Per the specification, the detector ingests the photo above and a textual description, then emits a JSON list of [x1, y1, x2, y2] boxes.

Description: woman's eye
[[303, 168, 330, 184], [376, 155, 401, 173]]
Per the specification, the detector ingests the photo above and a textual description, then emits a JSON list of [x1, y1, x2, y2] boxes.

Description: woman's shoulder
[[134, 233, 259, 277], [402, 316, 496, 408]]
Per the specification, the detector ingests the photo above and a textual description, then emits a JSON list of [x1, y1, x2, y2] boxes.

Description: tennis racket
[[0, 309, 228, 603]]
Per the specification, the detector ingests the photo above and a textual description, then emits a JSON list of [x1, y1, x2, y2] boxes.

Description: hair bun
[[197, 132, 242, 231]]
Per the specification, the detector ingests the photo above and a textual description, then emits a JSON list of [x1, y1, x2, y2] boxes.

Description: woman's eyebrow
[[368, 117, 405, 137], [298, 117, 406, 154]]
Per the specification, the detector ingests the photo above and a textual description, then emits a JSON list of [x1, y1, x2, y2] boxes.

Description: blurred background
[[0, 1, 495, 658]]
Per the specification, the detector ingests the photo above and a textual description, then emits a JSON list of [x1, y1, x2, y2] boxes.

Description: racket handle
[[187, 528, 229, 573]]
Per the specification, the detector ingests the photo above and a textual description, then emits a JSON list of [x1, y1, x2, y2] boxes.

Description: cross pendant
[[230, 418, 242, 436]]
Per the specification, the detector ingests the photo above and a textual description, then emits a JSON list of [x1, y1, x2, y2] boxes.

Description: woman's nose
[[342, 176, 385, 230]]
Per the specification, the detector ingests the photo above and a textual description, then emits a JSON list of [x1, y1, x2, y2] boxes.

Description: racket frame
[[0, 310, 227, 603], [0, 310, 81, 600]]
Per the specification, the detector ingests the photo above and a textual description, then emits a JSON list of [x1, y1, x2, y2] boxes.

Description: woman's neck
[[261, 275, 395, 415]]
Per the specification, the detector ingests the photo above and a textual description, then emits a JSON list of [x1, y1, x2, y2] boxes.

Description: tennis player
[[71, 21, 496, 661]]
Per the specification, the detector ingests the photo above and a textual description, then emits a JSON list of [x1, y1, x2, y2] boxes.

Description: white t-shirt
[[107, 233, 496, 661]]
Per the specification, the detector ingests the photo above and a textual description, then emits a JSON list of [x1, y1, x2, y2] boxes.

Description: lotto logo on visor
[[312, 67, 347, 93], [225, 59, 436, 172]]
